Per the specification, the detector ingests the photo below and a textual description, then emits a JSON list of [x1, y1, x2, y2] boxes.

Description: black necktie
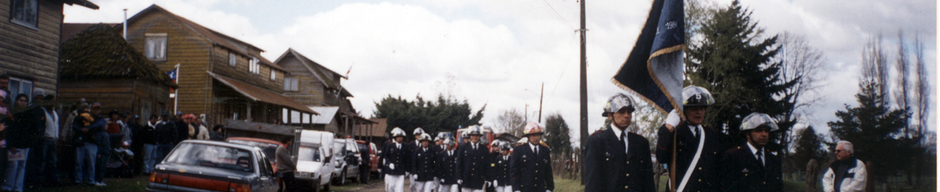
[[534, 146, 538, 156], [756, 149, 764, 167]]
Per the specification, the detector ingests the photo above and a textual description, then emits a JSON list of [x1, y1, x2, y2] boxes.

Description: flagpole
[[174, 64, 179, 114]]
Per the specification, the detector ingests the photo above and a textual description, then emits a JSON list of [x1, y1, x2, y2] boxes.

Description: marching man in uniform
[[510, 122, 554, 192], [438, 138, 459, 192], [720, 113, 782, 191], [412, 133, 437, 192], [408, 128, 426, 192], [381, 127, 410, 192], [456, 125, 490, 192], [585, 93, 655, 192], [432, 134, 447, 191], [656, 86, 722, 192], [493, 142, 513, 192]]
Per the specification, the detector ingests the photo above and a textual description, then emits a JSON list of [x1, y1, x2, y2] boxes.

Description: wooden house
[[58, 23, 174, 119], [122, 5, 316, 125], [0, 0, 97, 104], [273, 49, 373, 135]]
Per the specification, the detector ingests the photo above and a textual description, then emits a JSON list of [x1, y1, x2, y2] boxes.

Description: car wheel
[[323, 178, 331, 191]]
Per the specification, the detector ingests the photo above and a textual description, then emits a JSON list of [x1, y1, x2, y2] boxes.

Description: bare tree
[[497, 108, 525, 137], [627, 99, 665, 150], [913, 34, 930, 137], [776, 32, 826, 160], [862, 34, 890, 105], [894, 30, 912, 138]]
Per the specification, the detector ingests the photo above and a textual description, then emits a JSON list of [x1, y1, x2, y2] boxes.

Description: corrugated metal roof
[[308, 106, 339, 125], [208, 71, 317, 115]]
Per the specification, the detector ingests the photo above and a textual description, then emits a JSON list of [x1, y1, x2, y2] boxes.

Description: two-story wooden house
[[273, 48, 373, 135], [0, 0, 96, 104], [123, 5, 316, 125]]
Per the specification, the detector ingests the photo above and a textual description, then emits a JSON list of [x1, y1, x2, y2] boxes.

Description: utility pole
[[538, 82, 544, 122], [578, 0, 588, 185]]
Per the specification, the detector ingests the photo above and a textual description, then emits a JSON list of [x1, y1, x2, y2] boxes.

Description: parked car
[[226, 137, 285, 173], [293, 130, 334, 192], [331, 138, 361, 185], [355, 140, 380, 174], [146, 140, 279, 192]]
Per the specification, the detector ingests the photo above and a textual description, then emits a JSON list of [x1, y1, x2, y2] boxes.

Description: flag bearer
[[382, 127, 410, 192], [656, 85, 722, 192], [510, 122, 554, 192], [720, 113, 782, 192], [438, 138, 459, 192], [585, 93, 655, 192], [456, 125, 490, 192]]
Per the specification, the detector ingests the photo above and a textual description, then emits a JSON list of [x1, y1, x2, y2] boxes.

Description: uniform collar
[[610, 125, 624, 140]]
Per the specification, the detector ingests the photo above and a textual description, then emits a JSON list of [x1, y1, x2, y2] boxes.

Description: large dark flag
[[611, 0, 684, 115]]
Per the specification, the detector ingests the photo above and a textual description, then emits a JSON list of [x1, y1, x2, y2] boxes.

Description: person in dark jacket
[[656, 86, 722, 192], [412, 133, 436, 192], [174, 112, 187, 145], [437, 138, 458, 192], [359, 141, 370, 184], [486, 140, 501, 192], [73, 103, 107, 187], [456, 125, 489, 192], [4, 94, 43, 191], [138, 115, 158, 174], [584, 93, 655, 192], [720, 113, 782, 192], [380, 127, 409, 192], [406, 127, 425, 192], [154, 114, 177, 161], [492, 142, 512, 192], [209, 125, 225, 141], [509, 122, 553, 192], [26, 91, 60, 188], [275, 138, 298, 192]]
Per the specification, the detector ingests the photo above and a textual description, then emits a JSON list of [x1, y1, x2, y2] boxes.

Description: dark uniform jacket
[[656, 122, 722, 192], [380, 141, 410, 176], [456, 141, 489, 189], [438, 149, 459, 185], [405, 140, 420, 174], [487, 151, 500, 183], [412, 147, 437, 181], [585, 127, 655, 192], [154, 121, 176, 145], [719, 143, 782, 192], [510, 143, 553, 192], [493, 154, 511, 186]]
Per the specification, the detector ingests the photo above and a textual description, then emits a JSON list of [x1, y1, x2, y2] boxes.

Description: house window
[[249, 57, 260, 74], [10, 0, 38, 28], [145, 33, 167, 61], [7, 77, 32, 106], [284, 77, 299, 91], [228, 53, 236, 66], [270, 70, 276, 81]]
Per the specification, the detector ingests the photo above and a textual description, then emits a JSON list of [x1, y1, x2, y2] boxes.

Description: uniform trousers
[[439, 184, 458, 192], [409, 175, 417, 192], [413, 181, 435, 192], [461, 187, 485, 192], [495, 185, 512, 192], [385, 174, 405, 192]]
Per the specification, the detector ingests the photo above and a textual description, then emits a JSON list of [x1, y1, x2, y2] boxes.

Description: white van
[[293, 130, 335, 192]]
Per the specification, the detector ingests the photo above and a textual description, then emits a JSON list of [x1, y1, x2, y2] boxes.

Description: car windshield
[[164, 143, 254, 173], [228, 140, 279, 163], [298, 146, 321, 162]]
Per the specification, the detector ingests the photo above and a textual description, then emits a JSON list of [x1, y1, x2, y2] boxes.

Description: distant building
[[0, 0, 97, 104], [273, 49, 373, 135], [121, 5, 316, 125]]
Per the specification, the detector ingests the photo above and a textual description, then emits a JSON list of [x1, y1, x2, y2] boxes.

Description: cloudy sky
[[63, 0, 936, 145]]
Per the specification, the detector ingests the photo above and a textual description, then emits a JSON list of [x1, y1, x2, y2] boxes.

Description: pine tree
[[685, 0, 795, 150], [792, 126, 825, 173], [544, 113, 572, 155], [373, 95, 485, 136]]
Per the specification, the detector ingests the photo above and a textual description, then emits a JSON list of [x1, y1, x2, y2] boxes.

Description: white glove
[[457, 179, 463, 185], [493, 180, 498, 186], [405, 172, 410, 177], [546, 190, 551, 192], [485, 181, 491, 188], [389, 163, 395, 170], [514, 191, 521, 192], [413, 174, 418, 180]]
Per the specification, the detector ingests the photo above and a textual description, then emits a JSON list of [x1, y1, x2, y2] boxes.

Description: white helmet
[[740, 113, 778, 132], [419, 133, 433, 141], [436, 133, 447, 141], [523, 122, 544, 136], [602, 93, 637, 117], [444, 137, 456, 146], [391, 127, 406, 138], [682, 85, 715, 107], [413, 127, 425, 136], [466, 125, 483, 136]]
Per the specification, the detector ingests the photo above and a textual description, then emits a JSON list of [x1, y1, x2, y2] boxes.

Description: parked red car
[[226, 137, 286, 173]]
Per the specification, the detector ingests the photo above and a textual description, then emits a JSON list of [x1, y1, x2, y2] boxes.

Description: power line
[[540, 0, 574, 29]]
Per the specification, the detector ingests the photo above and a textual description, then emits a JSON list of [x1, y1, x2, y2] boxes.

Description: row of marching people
[[380, 124, 554, 192]]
